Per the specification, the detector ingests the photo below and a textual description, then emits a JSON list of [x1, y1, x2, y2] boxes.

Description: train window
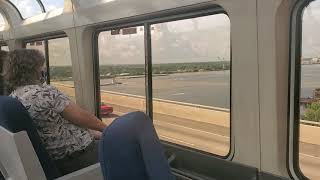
[[151, 14, 231, 156], [0, 13, 6, 31], [98, 26, 146, 122], [294, 0, 320, 179], [47, 37, 76, 102], [8, 0, 43, 19], [41, 0, 65, 12]]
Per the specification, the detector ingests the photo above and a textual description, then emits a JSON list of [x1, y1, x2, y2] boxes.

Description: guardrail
[[100, 89, 230, 112], [301, 120, 320, 127]]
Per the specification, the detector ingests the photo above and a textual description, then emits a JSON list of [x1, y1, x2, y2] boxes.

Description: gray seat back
[[0, 127, 47, 180]]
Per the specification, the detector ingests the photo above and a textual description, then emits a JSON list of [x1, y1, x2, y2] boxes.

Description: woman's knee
[[103, 111, 149, 139]]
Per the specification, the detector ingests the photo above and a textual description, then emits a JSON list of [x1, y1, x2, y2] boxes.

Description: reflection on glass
[[98, 26, 146, 122], [0, 13, 6, 31], [300, 1, 320, 179], [77, 0, 115, 8], [26, 41, 45, 55], [9, 0, 43, 19], [48, 38, 76, 102], [0, 46, 9, 51], [41, 0, 65, 11], [151, 14, 231, 156]]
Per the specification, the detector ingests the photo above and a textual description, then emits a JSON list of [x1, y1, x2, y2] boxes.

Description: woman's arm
[[61, 102, 107, 132]]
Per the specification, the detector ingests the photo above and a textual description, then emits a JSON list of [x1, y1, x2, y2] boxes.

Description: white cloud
[[42, 0, 65, 11], [302, 0, 320, 58]]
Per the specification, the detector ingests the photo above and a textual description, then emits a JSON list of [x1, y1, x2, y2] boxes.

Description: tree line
[[50, 61, 230, 81]]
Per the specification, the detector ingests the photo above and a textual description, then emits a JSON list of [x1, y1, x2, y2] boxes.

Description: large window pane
[[48, 38, 76, 102], [41, 0, 64, 12], [98, 26, 146, 122], [299, 1, 320, 179], [151, 14, 231, 156], [9, 0, 43, 19]]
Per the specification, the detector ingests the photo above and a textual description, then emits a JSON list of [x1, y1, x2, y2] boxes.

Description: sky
[[98, 14, 231, 65], [302, 0, 320, 58]]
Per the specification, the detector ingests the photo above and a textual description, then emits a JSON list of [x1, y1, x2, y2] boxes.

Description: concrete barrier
[[300, 124, 320, 146], [99, 90, 230, 127]]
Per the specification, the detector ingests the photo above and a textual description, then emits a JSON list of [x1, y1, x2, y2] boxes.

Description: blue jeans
[[99, 111, 175, 180]]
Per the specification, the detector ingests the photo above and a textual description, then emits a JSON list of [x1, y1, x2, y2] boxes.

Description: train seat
[[0, 96, 103, 180], [99, 111, 175, 180]]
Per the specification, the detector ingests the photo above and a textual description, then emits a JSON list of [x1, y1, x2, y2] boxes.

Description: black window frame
[[4, 0, 23, 20], [22, 32, 69, 85], [288, 0, 317, 179], [93, 4, 233, 176]]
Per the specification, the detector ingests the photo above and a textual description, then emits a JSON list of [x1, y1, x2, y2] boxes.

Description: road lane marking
[[154, 120, 229, 140], [300, 153, 320, 160], [172, 93, 185, 96], [159, 135, 195, 147]]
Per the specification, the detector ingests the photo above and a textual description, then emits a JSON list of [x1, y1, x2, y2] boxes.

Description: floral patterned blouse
[[10, 84, 93, 160]]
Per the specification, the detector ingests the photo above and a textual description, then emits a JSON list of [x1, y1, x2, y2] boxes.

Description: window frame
[[93, 3, 233, 171], [22, 32, 68, 85], [5, 0, 24, 20], [288, 0, 316, 179]]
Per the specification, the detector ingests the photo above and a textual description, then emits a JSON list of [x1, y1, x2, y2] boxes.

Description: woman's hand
[[91, 130, 103, 140], [62, 102, 107, 132]]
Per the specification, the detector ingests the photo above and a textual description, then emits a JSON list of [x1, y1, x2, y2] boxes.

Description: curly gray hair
[[3, 49, 45, 92]]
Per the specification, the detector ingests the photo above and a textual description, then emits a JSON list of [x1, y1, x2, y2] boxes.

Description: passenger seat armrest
[[55, 163, 103, 180]]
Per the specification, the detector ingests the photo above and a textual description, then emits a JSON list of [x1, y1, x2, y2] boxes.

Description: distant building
[[301, 57, 320, 65], [302, 58, 312, 65], [311, 57, 320, 64]]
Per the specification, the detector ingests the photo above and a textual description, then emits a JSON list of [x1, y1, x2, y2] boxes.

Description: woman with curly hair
[[2, 49, 175, 180], [2, 49, 106, 175]]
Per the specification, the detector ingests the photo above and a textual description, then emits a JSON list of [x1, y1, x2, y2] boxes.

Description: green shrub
[[304, 102, 320, 122]]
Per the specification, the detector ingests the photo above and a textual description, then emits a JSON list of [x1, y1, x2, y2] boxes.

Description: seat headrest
[[0, 96, 61, 179]]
